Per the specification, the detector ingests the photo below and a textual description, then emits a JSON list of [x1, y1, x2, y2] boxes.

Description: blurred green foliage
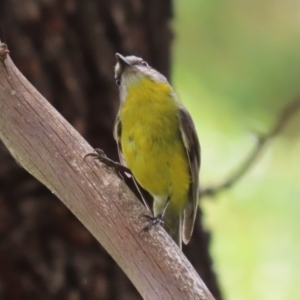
[[173, 1, 300, 299]]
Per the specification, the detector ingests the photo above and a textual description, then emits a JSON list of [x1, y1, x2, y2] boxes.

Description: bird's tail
[[164, 213, 182, 249], [153, 197, 183, 249]]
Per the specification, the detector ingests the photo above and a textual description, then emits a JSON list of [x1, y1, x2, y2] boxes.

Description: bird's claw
[[140, 214, 164, 233], [84, 148, 131, 179]]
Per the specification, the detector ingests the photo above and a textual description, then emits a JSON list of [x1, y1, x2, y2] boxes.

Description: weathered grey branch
[[0, 44, 215, 300], [201, 97, 300, 197]]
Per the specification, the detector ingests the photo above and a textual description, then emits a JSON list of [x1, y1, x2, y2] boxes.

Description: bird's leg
[[141, 196, 171, 232], [84, 148, 131, 176]]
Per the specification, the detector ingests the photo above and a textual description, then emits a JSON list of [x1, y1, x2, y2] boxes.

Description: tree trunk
[[0, 0, 222, 299]]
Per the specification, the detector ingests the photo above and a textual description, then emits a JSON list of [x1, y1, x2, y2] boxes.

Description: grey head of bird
[[114, 53, 168, 92]]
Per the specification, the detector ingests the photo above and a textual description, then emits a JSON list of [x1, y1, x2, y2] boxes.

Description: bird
[[109, 53, 200, 248]]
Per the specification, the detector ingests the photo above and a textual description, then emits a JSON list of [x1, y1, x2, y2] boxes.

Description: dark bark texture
[[0, 0, 222, 299]]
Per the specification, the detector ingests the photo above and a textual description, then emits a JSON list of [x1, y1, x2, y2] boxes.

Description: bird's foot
[[140, 213, 164, 233], [84, 148, 131, 177]]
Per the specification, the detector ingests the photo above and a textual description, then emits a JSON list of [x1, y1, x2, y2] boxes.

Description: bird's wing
[[178, 105, 201, 244], [114, 114, 152, 212], [113, 114, 128, 170]]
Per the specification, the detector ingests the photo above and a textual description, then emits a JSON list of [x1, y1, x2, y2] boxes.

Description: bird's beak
[[116, 53, 131, 68]]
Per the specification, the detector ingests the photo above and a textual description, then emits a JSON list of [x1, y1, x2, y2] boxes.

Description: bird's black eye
[[116, 78, 121, 86], [140, 60, 148, 67]]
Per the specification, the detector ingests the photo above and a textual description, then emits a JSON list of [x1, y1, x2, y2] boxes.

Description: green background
[[173, 1, 300, 299]]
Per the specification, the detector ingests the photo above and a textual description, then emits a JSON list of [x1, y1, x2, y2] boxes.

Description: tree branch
[[200, 97, 300, 197], [0, 44, 215, 300]]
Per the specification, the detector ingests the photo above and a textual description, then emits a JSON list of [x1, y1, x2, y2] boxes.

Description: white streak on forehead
[[114, 55, 143, 79], [114, 62, 122, 79]]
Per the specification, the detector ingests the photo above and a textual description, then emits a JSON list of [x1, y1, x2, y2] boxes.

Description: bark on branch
[[0, 46, 215, 300]]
